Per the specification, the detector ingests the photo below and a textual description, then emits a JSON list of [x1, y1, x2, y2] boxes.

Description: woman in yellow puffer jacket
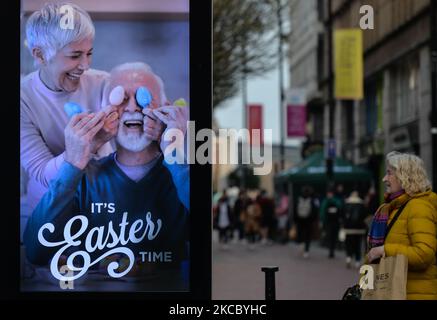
[[367, 151, 437, 300]]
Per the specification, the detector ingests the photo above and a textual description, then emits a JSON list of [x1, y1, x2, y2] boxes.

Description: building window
[[344, 100, 355, 143], [313, 111, 324, 142], [317, 0, 325, 21], [389, 57, 419, 127], [317, 33, 324, 84], [365, 82, 377, 136]]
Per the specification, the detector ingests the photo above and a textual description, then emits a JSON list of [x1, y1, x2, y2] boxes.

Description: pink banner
[[287, 105, 306, 137], [248, 104, 263, 145]]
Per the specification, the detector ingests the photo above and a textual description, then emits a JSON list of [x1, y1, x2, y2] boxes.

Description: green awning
[[276, 151, 372, 183]]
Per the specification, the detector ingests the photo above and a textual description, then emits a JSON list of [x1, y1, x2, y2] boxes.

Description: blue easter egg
[[135, 87, 152, 109], [64, 102, 83, 118]]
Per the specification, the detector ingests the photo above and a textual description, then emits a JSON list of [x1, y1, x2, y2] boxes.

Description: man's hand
[[64, 112, 105, 170], [152, 105, 189, 153], [91, 105, 119, 153], [367, 245, 385, 263], [142, 108, 165, 142]]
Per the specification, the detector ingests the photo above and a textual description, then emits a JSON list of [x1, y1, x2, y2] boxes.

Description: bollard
[[261, 266, 279, 300]]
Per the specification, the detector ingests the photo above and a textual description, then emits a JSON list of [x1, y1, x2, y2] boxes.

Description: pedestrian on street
[[342, 191, 368, 268], [364, 186, 378, 229], [244, 196, 262, 248], [257, 190, 276, 245], [216, 190, 232, 249], [366, 151, 437, 300], [233, 189, 250, 243], [320, 188, 343, 258], [275, 191, 290, 244], [295, 186, 319, 258]]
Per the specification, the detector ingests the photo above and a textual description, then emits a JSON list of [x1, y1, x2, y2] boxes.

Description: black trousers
[[326, 223, 339, 257], [218, 227, 230, 243], [235, 221, 245, 240], [296, 219, 313, 252], [345, 234, 363, 261]]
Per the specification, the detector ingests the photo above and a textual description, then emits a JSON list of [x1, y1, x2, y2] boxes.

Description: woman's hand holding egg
[[64, 112, 105, 170], [152, 99, 189, 156], [91, 86, 125, 153]]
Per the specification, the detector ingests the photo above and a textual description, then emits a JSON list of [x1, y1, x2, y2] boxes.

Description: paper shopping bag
[[361, 254, 408, 300], [288, 224, 297, 241]]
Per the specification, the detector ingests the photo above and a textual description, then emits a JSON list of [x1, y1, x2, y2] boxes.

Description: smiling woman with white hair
[[21, 2, 118, 209], [366, 151, 437, 300]]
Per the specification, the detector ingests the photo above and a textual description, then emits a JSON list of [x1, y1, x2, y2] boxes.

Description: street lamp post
[[431, 0, 437, 191], [326, 0, 335, 188], [241, 41, 248, 189], [276, 0, 285, 171]]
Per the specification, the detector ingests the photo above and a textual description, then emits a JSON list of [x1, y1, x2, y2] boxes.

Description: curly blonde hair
[[386, 151, 431, 195]]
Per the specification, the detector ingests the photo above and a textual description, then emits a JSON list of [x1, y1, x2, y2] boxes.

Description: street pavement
[[212, 232, 360, 300]]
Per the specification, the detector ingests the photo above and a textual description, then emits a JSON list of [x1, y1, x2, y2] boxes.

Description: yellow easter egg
[[174, 98, 187, 107]]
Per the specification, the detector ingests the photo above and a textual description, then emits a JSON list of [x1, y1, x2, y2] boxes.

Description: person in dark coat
[[342, 191, 367, 268], [294, 186, 319, 258]]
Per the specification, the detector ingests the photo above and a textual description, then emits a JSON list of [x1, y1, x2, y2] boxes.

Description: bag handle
[[385, 200, 410, 238]]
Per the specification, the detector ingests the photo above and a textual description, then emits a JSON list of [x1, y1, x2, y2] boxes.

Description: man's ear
[[32, 47, 46, 65]]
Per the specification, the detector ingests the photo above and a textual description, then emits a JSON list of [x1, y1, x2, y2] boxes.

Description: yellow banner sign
[[334, 29, 363, 100]]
